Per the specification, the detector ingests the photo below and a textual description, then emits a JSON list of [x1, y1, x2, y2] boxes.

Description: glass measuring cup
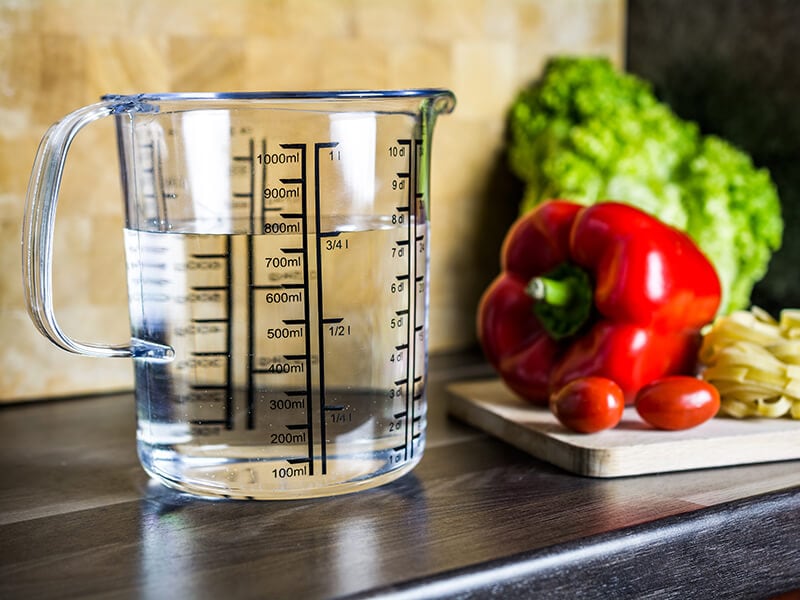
[[22, 90, 455, 499]]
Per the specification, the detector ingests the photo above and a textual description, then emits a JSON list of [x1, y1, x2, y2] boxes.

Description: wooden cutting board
[[447, 378, 800, 478]]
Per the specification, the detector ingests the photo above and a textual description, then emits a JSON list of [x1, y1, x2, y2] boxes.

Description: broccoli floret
[[508, 56, 783, 314]]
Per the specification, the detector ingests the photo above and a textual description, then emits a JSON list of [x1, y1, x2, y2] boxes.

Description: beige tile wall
[[0, 0, 624, 401]]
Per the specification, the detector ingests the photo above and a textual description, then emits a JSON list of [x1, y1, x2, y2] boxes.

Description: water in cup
[[126, 216, 427, 498]]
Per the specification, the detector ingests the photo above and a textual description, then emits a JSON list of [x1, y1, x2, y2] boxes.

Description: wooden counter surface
[[1, 352, 798, 599]]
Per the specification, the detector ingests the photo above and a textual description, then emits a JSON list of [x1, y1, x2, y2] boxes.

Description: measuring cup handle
[[22, 100, 173, 361]]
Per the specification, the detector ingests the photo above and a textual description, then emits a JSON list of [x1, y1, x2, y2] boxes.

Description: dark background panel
[[626, 0, 800, 311]]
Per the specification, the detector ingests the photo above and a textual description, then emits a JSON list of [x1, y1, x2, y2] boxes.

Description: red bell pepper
[[478, 200, 722, 405]]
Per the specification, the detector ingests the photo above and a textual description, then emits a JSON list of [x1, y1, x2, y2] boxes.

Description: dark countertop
[[1, 351, 799, 599]]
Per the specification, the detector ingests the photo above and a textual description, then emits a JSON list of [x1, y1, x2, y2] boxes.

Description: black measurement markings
[[395, 138, 416, 460], [314, 141, 340, 475], [233, 137, 255, 209], [410, 138, 425, 451], [186, 245, 234, 430], [246, 140, 316, 473], [393, 138, 426, 456], [231, 139, 253, 429], [258, 139, 268, 224], [223, 236, 234, 430], [280, 143, 314, 474], [138, 140, 171, 228], [247, 233, 256, 429], [230, 137, 255, 429], [138, 142, 157, 204]]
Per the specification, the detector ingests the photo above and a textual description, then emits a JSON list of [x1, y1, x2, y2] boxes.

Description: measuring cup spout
[[429, 90, 457, 116]]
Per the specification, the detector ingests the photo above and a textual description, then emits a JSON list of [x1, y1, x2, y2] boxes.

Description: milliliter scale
[[23, 90, 455, 499]]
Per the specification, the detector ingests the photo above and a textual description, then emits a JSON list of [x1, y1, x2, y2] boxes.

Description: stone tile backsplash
[[1, 0, 623, 400]]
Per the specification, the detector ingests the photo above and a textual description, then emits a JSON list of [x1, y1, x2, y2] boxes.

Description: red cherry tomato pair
[[550, 376, 720, 434]]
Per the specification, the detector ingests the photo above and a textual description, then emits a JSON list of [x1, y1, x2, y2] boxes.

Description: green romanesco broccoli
[[508, 56, 783, 314]]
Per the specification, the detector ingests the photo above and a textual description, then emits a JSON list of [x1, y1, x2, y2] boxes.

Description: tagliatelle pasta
[[700, 308, 800, 419]]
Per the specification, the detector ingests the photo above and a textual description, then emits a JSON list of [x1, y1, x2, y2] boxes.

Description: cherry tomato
[[549, 377, 625, 434], [635, 376, 720, 430]]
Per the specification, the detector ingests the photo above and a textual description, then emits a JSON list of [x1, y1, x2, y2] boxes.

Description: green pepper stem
[[526, 263, 594, 340], [527, 277, 574, 307]]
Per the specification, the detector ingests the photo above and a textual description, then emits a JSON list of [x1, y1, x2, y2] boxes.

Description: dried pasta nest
[[700, 307, 800, 419]]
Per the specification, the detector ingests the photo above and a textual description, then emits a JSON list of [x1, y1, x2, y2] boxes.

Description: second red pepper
[[478, 200, 722, 405]]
